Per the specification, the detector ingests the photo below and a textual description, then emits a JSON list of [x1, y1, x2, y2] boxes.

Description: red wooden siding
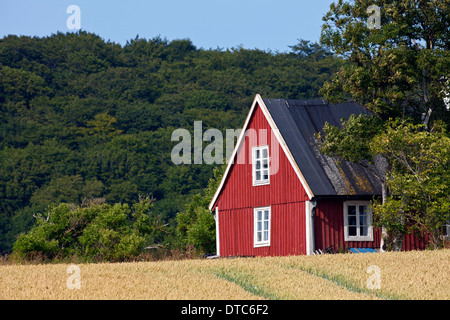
[[218, 203, 306, 256], [216, 104, 309, 211], [214, 102, 309, 256], [314, 199, 381, 252], [314, 199, 430, 252], [402, 229, 429, 251]]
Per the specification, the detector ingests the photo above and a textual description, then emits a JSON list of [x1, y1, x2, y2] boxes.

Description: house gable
[[209, 94, 313, 211], [210, 96, 310, 256]]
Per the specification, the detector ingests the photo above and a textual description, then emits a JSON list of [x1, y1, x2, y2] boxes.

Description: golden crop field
[[0, 249, 448, 300]]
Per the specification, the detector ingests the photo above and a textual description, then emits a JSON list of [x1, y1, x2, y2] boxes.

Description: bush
[[176, 164, 225, 254], [12, 197, 158, 262]]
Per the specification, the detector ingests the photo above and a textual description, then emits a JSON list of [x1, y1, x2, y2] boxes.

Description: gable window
[[252, 145, 269, 186], [254, 206, 271, 247], [344, 201, 373, 241]]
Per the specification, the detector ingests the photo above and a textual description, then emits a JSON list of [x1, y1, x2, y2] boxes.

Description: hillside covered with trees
[[0, 31, 343, 255]]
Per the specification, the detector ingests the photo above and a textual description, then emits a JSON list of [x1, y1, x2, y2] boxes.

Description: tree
[[370, 120, 450, 249], [176, 164, 225, 254], [318, 115, 450, 250], [84, 112, 123, 137], [12, 197, 160, 262], [0, 32, 345, 254], [289, 39, 334, 60], [0, 66, 48, 105], [320, 0, 450, 127], [317, 0, 449, 250]]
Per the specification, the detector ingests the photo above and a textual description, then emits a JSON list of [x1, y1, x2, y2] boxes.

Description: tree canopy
[[320, 0, 450, 127], [317, 0, 449, 250], [0, 31, 342, 254]]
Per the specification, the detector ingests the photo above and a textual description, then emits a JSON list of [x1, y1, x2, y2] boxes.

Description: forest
[[0, 31, 343, 256]]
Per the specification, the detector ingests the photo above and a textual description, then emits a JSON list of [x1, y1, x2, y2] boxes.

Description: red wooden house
[[208, 94, 428, 256]]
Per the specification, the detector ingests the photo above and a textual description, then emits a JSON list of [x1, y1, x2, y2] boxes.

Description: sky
[[0, 0, 337, 52]]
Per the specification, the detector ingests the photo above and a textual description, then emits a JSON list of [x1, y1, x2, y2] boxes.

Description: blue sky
[[0, 0, 336, 52]]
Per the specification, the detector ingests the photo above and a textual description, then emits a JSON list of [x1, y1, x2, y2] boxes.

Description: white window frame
[[254, 206, 271, 247], [252, 145, 270, 186], [343, 201, 373, 241]]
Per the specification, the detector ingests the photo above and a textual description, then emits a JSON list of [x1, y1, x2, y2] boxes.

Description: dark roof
[[263, 97, 382, 197]]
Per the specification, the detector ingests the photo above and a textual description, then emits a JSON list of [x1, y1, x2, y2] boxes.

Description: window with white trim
[[252, 145, 269, 186], [344, 201, 373, 241], [254, 206, 271, 247]]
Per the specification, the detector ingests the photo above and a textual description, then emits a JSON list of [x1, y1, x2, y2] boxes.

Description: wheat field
[[1, 249, 448, 300]]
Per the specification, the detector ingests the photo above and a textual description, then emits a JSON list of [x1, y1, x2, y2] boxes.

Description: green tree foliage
[[317, 114, 384, 163], [317, 0, 449, 250], [0, 31, 342, 254], [176, 165, 225, 254], [370, 120, 450, 249], [320, 0, 450, 126], [12, 197, 163, 262], [318, 114, 450, 250]]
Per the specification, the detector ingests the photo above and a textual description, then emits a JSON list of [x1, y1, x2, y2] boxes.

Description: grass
[[0, 249, 448, 300], [294, 265, 400, 300]]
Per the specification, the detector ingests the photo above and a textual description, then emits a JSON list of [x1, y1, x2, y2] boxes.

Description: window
[[252, 145, 269, 186], [344, 201, 373, 241], [254, 207, 271, 247]]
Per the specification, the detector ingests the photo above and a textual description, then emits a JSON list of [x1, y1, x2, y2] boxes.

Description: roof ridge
[[264, 97, 329, 107]]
